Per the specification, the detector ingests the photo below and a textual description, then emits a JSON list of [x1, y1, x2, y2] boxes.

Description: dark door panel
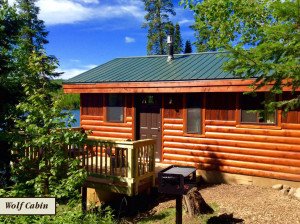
[[136, 94, 162, 161]]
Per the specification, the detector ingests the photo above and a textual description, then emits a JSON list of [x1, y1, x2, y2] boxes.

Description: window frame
[[105, 94, 125, 123], [183, 93, 205, 137], [239, 93, 278, 126]]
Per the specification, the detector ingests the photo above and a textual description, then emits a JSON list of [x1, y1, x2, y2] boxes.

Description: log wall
[[163, 93, 300, 182], [80, 94, 134, 140], [80, 92, 300, 182]]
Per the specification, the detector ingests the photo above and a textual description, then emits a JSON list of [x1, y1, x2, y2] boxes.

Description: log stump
[[183, 187, 214, 217]]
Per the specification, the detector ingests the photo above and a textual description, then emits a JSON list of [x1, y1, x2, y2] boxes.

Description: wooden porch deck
[[80, 138, 157, 196]]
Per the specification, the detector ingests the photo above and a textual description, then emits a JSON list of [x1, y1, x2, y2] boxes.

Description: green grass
[[138, 203, 219, 224]]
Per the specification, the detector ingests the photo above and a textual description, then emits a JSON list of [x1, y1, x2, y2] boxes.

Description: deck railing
[[82, 138, 156, 178], [16, 130, 156, 196], [79, 138, 156, 195]]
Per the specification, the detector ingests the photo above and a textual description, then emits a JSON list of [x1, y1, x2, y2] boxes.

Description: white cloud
[[58, 64, 97, 79], [178, 19, 194, 25], [79, 0, 99, 3], [36, 0, 144, 25], [37, 0, 94, 25], [125, 36, 135, 43]]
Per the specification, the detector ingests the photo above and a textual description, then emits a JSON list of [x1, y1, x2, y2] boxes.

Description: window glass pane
[[187, 108, 201, 133], [107, 94, 124, 122], [241, 93, 275, 124], [186, 94, 201, 134]]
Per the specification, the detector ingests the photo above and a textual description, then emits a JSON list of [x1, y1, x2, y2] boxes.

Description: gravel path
[[200, 184, 300, 224]]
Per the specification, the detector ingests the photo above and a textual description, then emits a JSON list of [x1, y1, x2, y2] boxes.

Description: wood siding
[[81, 94, 134, 140], [162, 93, 300, 182], [81, 92, 300, 182]]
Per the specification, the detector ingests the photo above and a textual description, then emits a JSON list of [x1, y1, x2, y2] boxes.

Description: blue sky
[[10, 0, 196, 79]]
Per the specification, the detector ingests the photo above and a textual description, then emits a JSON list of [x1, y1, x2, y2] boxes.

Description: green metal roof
[[64, 52, 234, 84]]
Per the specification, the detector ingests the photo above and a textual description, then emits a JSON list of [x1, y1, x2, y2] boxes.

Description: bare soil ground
[[199, 184, 300, 224], [121, 184, 300, 224]]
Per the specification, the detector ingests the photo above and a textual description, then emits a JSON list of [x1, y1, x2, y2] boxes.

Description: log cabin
[[63, 51, 300, 188]]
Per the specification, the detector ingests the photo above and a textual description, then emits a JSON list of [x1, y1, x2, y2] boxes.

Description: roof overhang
[[63, 79, 292, 94]]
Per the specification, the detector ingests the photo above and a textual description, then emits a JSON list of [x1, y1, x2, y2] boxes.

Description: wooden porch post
[[82, 186, 87, 212]]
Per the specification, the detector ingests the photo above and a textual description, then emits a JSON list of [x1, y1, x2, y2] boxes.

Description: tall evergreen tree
[[0, 0, 22, 187], [16, 0, 60, 83], [142, 0, 176, 55], [0, 0, 86, 198], [173, 23, 183, 54], [184, 40, 192, 53]]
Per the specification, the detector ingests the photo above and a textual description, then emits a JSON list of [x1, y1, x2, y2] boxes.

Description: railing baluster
[[105, 144, 108, 175], [100, 143, 103, 175], [96, 143, 99, 174]]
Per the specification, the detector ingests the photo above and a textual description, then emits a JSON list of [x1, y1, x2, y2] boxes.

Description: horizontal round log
[[205, 120, 236, 126], [81, 120, 103, 125], [82, 125, 132, 133], [205, 132, 300, 145], [163, 154, 300, 175], [163, 124, 183, 130], [89, 131, 132, 139], [163, 142, 300, 160], [163, 147, 300, 167], [163, 118, 183, 124], [163, 130, 183, 136], [163, 159, 300, 182], [162, 136, 300, 152], [282, 123, 300, 130], [206, 125, 300, 138], [81, 115, 103, 120]]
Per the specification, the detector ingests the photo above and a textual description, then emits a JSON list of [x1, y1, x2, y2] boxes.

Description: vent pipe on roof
[[167, 35, 174, 62]]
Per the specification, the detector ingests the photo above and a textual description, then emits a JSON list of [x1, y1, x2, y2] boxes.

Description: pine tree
[[173, 23, 183, 54], [0, 0, 22, 188], [16, 0, 60, 84], [0, 0, 87, 198], [142, 0, 176, 55], [184, 40, 192, 53]]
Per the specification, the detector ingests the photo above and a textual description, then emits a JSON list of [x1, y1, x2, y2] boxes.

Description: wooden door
[[136, 94, 162, 161]]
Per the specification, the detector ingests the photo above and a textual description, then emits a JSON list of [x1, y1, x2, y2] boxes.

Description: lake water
[[65, 109, 80, 127]]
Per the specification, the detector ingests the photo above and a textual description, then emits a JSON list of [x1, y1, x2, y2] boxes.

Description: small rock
[[272, 184, 283, 190], [280, 188, 289, 196], [294, 188, 300, 201], [283, 185, 290, 190], [288, 188, 296, 197]]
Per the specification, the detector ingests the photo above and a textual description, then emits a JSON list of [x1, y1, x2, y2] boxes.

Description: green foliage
[[166, 22, 183, 54], [0, 0, 87, 200], [181, 0, 300, 110], [4, 51, 87, 200], [0, 202, 115, 224], [0, 0, 23, 188], [174, 23, 183, 54], [142, 0, 176, 55], [59, 93, 80, 110], [52, 80, 80, 110], [184, 40, 192, 53]]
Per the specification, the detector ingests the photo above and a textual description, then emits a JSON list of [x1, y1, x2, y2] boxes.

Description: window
[[186, 94, 202, 134], [241, 93, 276, 124], [106, 94, 124, 122]]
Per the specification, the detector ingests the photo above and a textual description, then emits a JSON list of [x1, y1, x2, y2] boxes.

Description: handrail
[[82, 138, 156, 180]]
